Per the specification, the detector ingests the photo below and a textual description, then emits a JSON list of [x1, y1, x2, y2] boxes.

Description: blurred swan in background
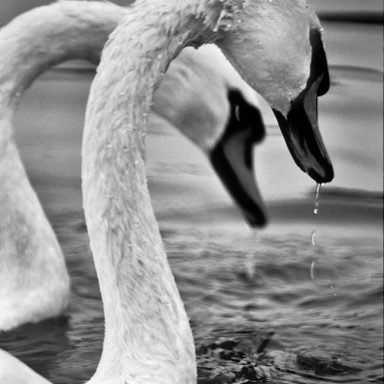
[[0, 1, 266, 332]]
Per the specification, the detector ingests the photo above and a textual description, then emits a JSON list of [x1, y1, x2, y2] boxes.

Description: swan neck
[[82, 3, 233, 381], [0, 1, 122, 110]]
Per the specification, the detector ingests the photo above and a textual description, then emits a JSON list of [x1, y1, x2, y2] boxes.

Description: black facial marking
[[271, 28, 334, 183], [222, 90, 266, 167], [309, 28, 330, 96], [210, 89, 267, 227], [273, 84, 332, 180]]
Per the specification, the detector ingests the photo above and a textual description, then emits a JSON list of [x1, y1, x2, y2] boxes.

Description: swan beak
[[210, 90, 267, 228], [273, 29, 334, 183]]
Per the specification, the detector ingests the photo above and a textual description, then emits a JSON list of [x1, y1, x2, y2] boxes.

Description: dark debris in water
[[197, 334, 365, 383], [296, 352, 362, 376], [197, 335, 279, 383]]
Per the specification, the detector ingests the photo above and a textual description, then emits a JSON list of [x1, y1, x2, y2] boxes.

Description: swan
[[0, 1, 266, 331], [0, 0, 334, 382], [80, 0, 333, 382]]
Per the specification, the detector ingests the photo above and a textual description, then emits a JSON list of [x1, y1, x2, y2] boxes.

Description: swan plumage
[[0, 0, 124, 332], [0, 1, 265, 331], [81, 0, 332, 382], [1, 0, 333, 382]]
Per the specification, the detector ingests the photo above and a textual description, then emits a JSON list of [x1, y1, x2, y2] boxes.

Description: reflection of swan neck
[[82, 6, 220, 381], [0, 1, 121, 109]]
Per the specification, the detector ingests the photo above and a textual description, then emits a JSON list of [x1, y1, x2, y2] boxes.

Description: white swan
[[80, 0, 332, 383], [0, 1, 266, 331], [0, 0, 334, 382]]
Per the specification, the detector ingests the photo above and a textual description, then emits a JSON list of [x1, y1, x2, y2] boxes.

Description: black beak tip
[[245, 209, 268, 228], [308, 162, 334, 184]]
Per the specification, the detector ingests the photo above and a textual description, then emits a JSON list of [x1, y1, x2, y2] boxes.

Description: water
[[1, 10, 383, 384], [1, 218, 381, 383]]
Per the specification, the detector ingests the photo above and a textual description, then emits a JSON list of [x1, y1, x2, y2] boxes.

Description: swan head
[[153, 45, 267, 227], [209, 88, 267, 227], [217, 0, 333, 183]]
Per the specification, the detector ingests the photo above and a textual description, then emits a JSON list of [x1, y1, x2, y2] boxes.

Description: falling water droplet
[[310, 184, 322, 279], [313, 183, 322, 215], [310, 261, 316, 279], [329, 285, 337, 296], [311, 230, 317, 247]]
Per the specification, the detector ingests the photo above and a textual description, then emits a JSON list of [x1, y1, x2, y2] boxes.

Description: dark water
[[1, 208, 382, 383], [0, 14, 383, 384]]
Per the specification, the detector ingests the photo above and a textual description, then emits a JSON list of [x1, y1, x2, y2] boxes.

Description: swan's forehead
[[219, 0, 321, 114]]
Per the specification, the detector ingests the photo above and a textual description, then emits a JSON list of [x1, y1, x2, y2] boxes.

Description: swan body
[[0, 0, 333, 382], [0, 140, 69, 331], [0, 1, 265, 331]]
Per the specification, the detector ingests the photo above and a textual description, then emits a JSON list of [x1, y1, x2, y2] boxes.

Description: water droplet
[[311, 231, 317, 247], [313, 183, 322, 215], [310, 183, 320, 279], [310, 260, 316, 279]]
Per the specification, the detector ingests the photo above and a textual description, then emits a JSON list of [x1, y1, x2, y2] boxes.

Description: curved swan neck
[[82, 2, 248, 381], [0, 1, 122, 111]]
